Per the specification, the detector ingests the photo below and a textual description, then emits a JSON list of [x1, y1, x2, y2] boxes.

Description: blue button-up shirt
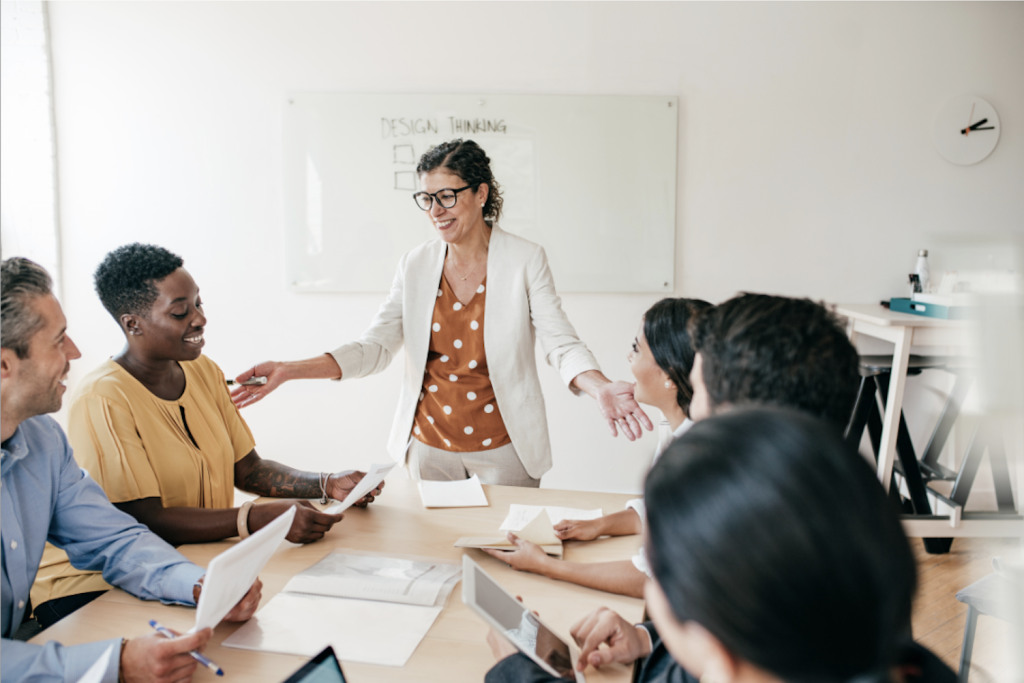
[[2, 415, 206, 683]]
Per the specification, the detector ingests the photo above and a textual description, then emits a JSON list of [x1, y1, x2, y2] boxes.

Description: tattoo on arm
[[239, 459, 321, 498]]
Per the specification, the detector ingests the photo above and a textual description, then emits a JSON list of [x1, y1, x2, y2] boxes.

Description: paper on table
[[499, 504, 603, 531], [74, 644, 114, 683], [191, 505, 295, 632], [418, 474, 489, 508], [454, 510, 562, 556], [222, 592, 443, 667], [283, 552, 462, 607], [323, 462, 396, 514]]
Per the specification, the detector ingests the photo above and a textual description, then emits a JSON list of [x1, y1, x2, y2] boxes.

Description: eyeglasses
[[412, 185, 476, 211]]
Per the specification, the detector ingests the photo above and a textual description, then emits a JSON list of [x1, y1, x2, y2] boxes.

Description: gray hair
[[1, 257, 54, 359]]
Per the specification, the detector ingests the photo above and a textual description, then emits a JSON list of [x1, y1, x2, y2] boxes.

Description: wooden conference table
[[32, 480, 645, 682]]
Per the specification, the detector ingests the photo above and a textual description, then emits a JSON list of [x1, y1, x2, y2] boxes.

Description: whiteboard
[[283, 94, 677, 292]]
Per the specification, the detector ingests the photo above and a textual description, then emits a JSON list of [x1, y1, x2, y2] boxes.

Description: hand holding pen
[[148, 621, 224, 677], [119, 624, 214, 682]]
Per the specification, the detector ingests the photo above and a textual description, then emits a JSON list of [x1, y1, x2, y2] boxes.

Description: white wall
[[46, 2, 1024, 494], [1, 0, 61, 292]]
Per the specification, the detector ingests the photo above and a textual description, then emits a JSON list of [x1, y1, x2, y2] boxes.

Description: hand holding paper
[[324, 462, 396, 514], [328, 469, 387, 508], [192, 505, 295, 632], [500, 505, 603, 531], [456, 510, 564, 557]]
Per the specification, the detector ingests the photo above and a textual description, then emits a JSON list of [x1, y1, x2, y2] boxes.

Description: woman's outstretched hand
[[593, 380, 653, 441], [231, 361, 289, 409]]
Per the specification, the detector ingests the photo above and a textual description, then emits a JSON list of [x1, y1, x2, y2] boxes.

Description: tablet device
[[281, 646, 346, 683], [462, 555, 584, 682]]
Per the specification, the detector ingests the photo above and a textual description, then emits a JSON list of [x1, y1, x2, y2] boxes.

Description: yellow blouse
[[31, 356, 255, 607]]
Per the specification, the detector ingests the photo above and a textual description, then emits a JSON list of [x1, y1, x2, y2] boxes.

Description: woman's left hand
[[481, 533, 551, 574], [327, 470, 384, 507], [593, 380, 653, 441]]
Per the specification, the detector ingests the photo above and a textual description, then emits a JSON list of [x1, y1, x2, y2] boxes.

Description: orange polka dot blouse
[[412, 275, 511, 452]]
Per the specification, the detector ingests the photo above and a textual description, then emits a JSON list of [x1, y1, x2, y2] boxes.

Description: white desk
[[835, 304, 1021, 541]]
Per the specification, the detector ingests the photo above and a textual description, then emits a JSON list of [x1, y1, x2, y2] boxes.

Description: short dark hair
[[1, 257, 54, 359], [646, 408, 916, 683], [643, 297, 712, 413], [692, 293, 859, 428], [416, 139, 504, 225], [94, 244, 184, 321]]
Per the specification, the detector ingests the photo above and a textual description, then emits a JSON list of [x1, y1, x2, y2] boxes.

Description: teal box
[[889, 298, 973, 320]]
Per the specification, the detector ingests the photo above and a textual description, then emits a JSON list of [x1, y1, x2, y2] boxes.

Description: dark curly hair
[[692, 293, 859, 429], [647, 408, 915, 683], [416, 139, 504, 225], [94, 243, 184, 321], [643, 297, 712, 413]]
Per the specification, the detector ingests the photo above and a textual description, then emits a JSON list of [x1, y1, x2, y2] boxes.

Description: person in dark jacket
[[484, 408, 957, 683]]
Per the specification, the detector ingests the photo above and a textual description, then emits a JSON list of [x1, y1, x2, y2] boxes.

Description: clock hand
[[965, 103, 975, 137], [961, 118, 989, 134], [971, 126, 995, 131]]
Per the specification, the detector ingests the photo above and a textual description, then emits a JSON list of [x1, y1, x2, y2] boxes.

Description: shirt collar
[[1, 422, 32, 467], [674, 418, 694, 438]]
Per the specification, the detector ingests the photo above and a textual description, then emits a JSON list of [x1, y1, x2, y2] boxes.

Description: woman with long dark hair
[[482, 297, 710, 597], [484, 408, 956, 683]]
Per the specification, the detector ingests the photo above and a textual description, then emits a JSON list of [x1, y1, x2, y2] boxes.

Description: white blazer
[[329, 226, 600, 479]]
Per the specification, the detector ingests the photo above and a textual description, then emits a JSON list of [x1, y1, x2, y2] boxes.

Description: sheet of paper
[[323, 462, 396, 514], [222, 592, 443, 667], [74, 644, 115, 683], [500, 504, 603, 531], [513, 509, 561, 545], [283, 552, 462, 607], [418, 474, 489, 508], [191, 505, 295, 632]]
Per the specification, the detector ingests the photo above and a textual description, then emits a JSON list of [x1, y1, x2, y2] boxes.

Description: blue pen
[[149, 620, 224, 676]]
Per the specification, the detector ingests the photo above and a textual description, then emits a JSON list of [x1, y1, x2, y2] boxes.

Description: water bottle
[[915, 250, 930, 294]]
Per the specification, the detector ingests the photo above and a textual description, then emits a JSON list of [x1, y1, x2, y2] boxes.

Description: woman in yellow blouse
[[31, 243, 381, 628]]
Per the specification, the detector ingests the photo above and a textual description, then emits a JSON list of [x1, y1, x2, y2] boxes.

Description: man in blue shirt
[[2, 257, 260, 683]]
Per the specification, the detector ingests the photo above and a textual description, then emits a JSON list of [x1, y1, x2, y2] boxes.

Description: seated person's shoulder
[[70, 360, 135, 405], [183, 354, 230, 395], [18, 413, 66, 442]]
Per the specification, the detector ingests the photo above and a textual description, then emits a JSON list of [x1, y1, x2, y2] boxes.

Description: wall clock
[[932, 94, 1000, 165]]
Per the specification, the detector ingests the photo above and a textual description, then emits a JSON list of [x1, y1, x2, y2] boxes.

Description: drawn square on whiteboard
[[393, 144, 415, 164], [394, 171, 417, 191]]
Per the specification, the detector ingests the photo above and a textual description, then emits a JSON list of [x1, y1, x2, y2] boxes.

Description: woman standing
[[233, 139, 650, 487]]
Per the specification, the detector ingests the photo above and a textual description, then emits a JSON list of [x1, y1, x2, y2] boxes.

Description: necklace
[[447, 252, 484, 281]]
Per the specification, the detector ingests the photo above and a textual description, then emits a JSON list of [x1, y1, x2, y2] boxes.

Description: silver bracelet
[[319, 472, 329, 504]]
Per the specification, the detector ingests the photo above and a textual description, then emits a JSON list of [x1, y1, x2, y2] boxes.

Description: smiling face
[[419, 169, 489, 245], [1, 294, 81, 418], [627, 320, 673, 410], [125, 268, 206, 361]]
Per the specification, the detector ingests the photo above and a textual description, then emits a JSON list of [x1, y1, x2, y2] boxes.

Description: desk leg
[[877, 327, 912, 491]]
